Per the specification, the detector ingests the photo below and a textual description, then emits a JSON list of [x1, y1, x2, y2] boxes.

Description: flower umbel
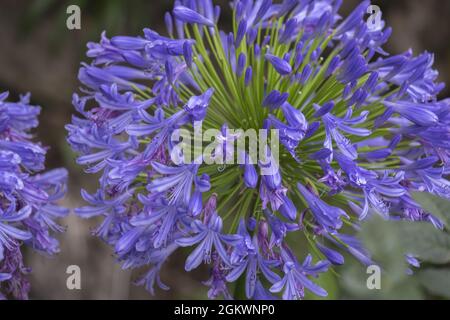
[[0, 92, 69, 299], [68, 0, 450, 299]]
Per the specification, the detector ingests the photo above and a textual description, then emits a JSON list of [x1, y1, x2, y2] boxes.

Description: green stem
[[233, 275, 247, 300]]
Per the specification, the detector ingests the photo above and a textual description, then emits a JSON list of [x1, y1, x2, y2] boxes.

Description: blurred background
[[0, 0, 449, 299]]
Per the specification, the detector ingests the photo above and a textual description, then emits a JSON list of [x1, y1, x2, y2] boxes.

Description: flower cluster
[[0, 92, 69, 299], [68, 0, 449, 299]]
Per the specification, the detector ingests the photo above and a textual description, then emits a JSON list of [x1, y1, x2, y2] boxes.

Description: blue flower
[[226, 220, 281, 298], [265, 54, 292, 75], [0, 206, 32, 258], [267, 104, 308, 160], [316, 242, 345, 266], [176, 213, 241, 271], [147, 162, 210, 209], [298, 183, 348, 231], [270, 249, 330, 300], [173, 5, 215, 28], [0, 92, 68, 299], [68, 0, 450, 299], [183, 88, 214, 122], [203, 252, 233, 300]]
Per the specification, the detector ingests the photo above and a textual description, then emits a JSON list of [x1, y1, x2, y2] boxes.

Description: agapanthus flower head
[[0, 92, 69, 299], [68, 0, 449, 300]]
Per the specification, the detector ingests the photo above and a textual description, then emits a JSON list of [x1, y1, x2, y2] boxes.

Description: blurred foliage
[[340, 193, 450, 299], [20, 0, 172, 52]]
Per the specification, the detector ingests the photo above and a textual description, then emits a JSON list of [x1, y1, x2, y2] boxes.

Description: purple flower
[[244, 67, 253, 86], [67, 0, 450, 299], [241, 152, 258, 189], [173, 5, 215, 27], [183, 88, 214, 122], [0, 243, 30, 300], [316, 242, 344, 265], [262, 90, 289, 110], [318, 105, 371, 161], [226, 221, 281, 298], [176, 213, 241, 271], [334, 0, 369, 36], [385, 100, 438, 127], [265, 54, 292, 76], [235, 20, 247, 47], [270, 248, 330, 300], [134, 242, 178, 295], [0, 206, 33, 255], [147, 162, 210, 209], [203, 253, 232, 300], [298, 183, 348, 231], [0, 92, 68, 299]]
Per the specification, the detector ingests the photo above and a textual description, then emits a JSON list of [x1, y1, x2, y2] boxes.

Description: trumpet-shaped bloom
[[68, 0, 450, 299], [0, 92, 68, 299]]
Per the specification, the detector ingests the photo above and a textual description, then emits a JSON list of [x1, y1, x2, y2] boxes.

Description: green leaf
[[363, 218, 450, 264], [340, 261, 424, 300], [395, 221, 450, 264], [416, 269, 450, 299], [412, 191, 450, 227], [342, 194, 450, 299], [338, 216, 418, 299], [361, 216, 408, 285]]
